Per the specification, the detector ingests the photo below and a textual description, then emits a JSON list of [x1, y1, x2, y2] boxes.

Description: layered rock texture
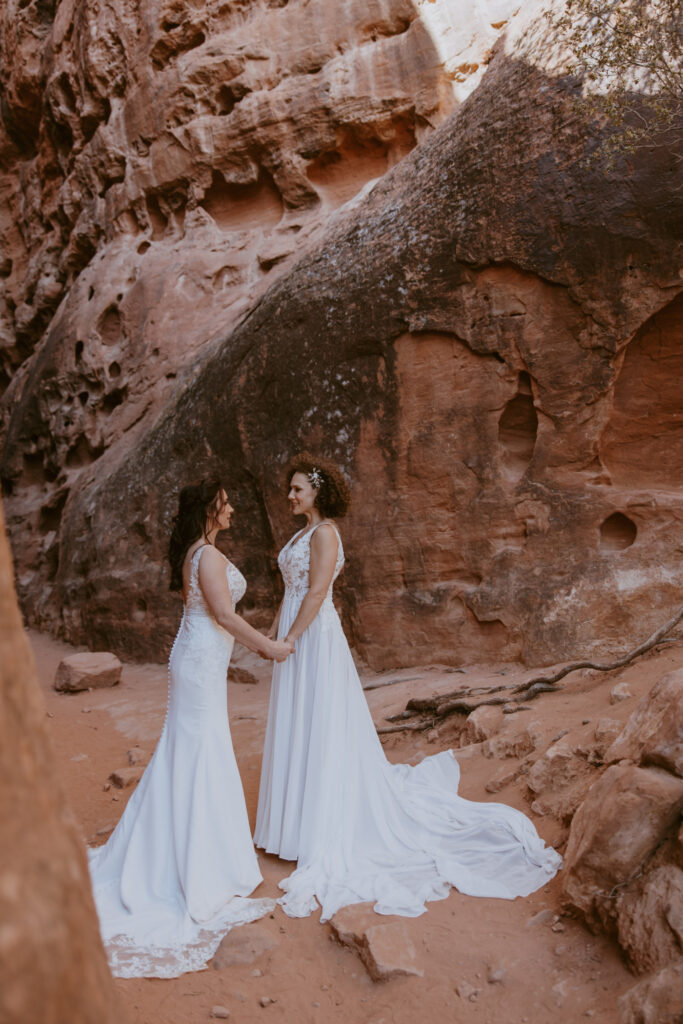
[[560, 670, 683, 1013], [0, 501, 123, 1024], [1, 0, 681, 667]]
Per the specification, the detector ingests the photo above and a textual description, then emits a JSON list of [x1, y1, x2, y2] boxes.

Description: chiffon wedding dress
[[88, 545, 274, 978], [255, 522, 562, 920]]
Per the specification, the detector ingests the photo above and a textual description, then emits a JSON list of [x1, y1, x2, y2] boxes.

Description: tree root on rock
[[377, 605, 683, 735]]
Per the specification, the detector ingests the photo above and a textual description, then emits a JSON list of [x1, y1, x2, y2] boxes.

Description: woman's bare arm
[[197, 547, 292, 661], [283, 525, 338, 645]]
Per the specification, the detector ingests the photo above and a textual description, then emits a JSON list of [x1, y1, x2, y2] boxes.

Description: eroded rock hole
[[108, 361, 121, 378], [199, 170, 283, 231], [101, 386, 127, 413], [39, 490, 68, 534], [75, 340, 84, 362], [146, 194, 168, 239], [498, 373, 537, 478], [98, 305, 122, 346], [599, 512, 637, 551]]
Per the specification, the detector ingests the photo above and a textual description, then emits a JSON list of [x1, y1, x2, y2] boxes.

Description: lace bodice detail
[[185, 545, 246, 616], [278, 522, 344, 603]]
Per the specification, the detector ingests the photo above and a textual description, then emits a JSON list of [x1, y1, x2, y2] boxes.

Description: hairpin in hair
[[308, 467, 323, 489]]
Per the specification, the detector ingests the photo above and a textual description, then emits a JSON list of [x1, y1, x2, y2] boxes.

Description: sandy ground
[[29, 628, 683, 1024]]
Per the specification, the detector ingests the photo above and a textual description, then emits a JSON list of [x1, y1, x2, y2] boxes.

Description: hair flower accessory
[[308, 467, 323, 489]]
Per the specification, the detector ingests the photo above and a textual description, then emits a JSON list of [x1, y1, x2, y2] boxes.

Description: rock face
[[54, 650, 122, 691], [618, 962, 683, 1024], [563, 672, 683, 977], [0, 500, 123, 1024], [1, 2, 682, 669]]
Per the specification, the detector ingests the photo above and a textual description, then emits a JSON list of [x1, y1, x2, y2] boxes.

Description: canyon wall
[[1, 1, 681, 669]]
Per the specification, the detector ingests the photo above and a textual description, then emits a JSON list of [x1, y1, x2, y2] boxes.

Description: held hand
[[269, 638, 293, 663]]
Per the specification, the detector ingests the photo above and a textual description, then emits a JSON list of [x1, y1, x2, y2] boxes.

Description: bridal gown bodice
[[255, 521, 562, 922], [88, 546, 274, 979]]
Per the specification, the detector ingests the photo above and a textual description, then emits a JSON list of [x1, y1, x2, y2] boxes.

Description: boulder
[[592, 718, 625, 759], [526, 736, 596, 823], [54, 652, 122, 693], [330, 903, 423, 982], [615, 865, 683, 975], [483, 721, 544, 760], [618, 962, 683, 1024], [605, 669, 683, 778], [461, 704, 504, 745], [562, 763, 683, 927]]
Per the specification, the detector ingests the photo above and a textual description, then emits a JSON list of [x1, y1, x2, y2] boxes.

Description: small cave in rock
[[22, 451, 46, 486], [306, 122, 415, 209], [498, 372, 538, 480], [199, 170, 283, 231], [74, 340, 84, 362], [65, 436, 105, 468], [146, 194, 168, 240], [101, 386, 128, 414], [600, 294, 683, 489], [98, 305, 122, 346], [599, 512, 637, 551], [108, 361, 121, 378], [137, 240, 151, 254], [39, 490, 68, 535], [151, 24, 206, 69]]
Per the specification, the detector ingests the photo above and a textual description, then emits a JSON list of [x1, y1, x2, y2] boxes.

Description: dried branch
[[377, 605, 683, 735]]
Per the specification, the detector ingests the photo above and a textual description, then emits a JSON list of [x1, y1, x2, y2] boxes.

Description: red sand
[[31, 628, 683, 1024]]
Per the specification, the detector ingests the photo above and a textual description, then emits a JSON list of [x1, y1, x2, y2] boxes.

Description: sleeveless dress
[[255, 522, 562, 921], [88, 545, 274, 978]]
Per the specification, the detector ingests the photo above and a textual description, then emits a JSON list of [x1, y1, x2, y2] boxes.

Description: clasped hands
[[260, 631, 294, 663]]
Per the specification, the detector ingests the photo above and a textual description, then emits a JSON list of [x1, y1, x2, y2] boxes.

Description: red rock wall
[[1, 3, 682, 670], [0, 500, 124, 1024]]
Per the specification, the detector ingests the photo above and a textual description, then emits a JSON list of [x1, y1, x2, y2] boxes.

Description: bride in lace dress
[[255, 454, 562, 921], [88, 479, 292, 978]]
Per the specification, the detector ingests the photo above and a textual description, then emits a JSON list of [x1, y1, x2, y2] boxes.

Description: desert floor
[[30, 628, 683, 1024]]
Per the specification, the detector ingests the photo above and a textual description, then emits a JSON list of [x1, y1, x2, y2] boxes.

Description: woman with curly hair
[[255, 455, 561, 922], [88, 479, 291, 978]]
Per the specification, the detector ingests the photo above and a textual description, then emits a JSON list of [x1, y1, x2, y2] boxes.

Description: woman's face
[[288, 472, 317, 516], [212, 489, 234, 531]]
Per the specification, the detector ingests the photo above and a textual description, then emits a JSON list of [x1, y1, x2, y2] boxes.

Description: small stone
[[426, 729, 439, 742], [312, 1002, 320, 1008], [320, 985, 329, 991], [582, 719, 591, 725], [610, 682, 632, 704], [71, 753, 88, 762], [210, 1007, 230, 1019], [487, 963, 506, 984], [251, 968, 262, 977], [102, 782, 111, 792], [46, 711, 54, 718], [109, 766, 144, 789], [551, 922, 566, 932], [552, 979, 568, 1007], [456, 980, 481, 1000], [259, 996, 274, 1007], [585, 1011, 595, 1018], [81, 707, 92, 713], [526, 908, 554, 928]]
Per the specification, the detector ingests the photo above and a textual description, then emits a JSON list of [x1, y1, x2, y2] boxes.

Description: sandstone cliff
[[1, 2, 681, 669]]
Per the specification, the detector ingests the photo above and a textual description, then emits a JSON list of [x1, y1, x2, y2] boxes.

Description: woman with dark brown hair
[[88, 479, 290, 979], [255, 455, 561, 922]]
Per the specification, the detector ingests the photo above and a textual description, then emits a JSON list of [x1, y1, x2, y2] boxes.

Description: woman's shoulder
[[309, 520, 341, 547]]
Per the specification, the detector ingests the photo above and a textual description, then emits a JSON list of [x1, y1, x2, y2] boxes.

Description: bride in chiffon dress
[[88, 481, 292, 978], [255, 457, 562, 921]]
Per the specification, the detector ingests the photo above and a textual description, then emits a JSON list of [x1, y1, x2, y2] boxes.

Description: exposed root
[[377, 606, 683, 735]]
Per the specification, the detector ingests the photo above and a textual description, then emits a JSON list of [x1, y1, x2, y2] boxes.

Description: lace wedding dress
[[255, 522, 562, 921], [88, 545, 274, 978]]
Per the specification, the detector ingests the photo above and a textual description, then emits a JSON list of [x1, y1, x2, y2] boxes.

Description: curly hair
[[167, 477, 227, 591], [284, 451, 351, 519]]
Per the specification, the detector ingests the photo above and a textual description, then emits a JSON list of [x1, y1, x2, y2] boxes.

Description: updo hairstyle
[[168, 477, 227, 591], [284, 451, 351, 519]]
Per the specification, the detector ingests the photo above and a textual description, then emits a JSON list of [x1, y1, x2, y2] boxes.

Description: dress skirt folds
[[255, 523, 562, 921], [88, 548, 274, 978]]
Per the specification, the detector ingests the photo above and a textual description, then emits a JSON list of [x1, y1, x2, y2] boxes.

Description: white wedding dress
[[255, 522, 562, 921], [88, 545, 275, 978]]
